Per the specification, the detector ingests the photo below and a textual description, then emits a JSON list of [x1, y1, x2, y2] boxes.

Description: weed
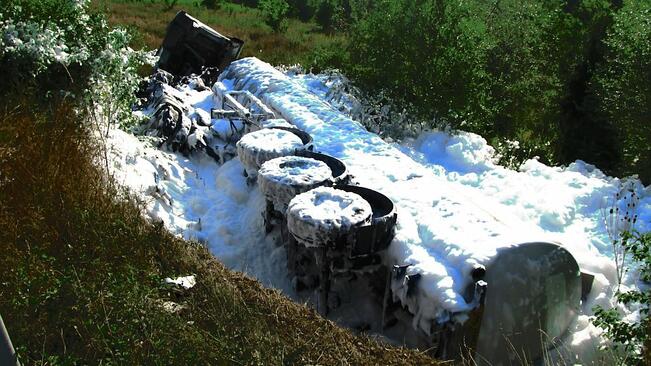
[[592, 188, 649, 365]]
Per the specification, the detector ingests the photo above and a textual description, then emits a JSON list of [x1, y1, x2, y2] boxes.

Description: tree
[[259, 0, 290, 33], [315, 0, 337, 33], [345, 0, 580, 165], [591, 0, 651, 183]]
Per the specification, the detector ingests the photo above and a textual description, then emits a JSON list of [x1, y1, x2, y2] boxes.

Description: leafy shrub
[[286, 0, 315, 21], [591, 0, 651, 183], [310, 0, 650, 177], [163, 0, 178, 10], [309, 38, 350, 72], [339, 1, 583, 164], [85, 27, 154, 132], [0, 0, 153, 130], [591, 186, 649, 364], [0, 0, 96, 99], [259, 0, 289, 32], [553, 0, 621, 173], [229, 0, 259, 7]]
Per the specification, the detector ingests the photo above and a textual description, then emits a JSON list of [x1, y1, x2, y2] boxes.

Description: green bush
[[286, 0, 315, 21], [229, 0, 259, 7], [536, 2, 637, 184], [0, 0, 98, 100], [338, 1, 584, 165], [0, 0, 151, 119], [314, 0, 337, 32], [591, 0, 651, 182], [259, 0, 289, 32]]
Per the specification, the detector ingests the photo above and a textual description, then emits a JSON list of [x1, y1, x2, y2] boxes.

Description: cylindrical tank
[[462, 242, 582, 365]]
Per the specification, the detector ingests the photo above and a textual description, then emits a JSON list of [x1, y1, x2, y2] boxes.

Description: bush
[[0, 0, 152, 125], [259, 0, 289, 33], [229, 0, 259, 7], [591, 0, 651, 183], [0, 0, 97, 101], [163, 0, 178, 10], [340, 1, 587, 165], [553, 0, 621, 173], [314, 0, 337, 32], [591, 187, 650, 364], [286, 0, 315, 21]]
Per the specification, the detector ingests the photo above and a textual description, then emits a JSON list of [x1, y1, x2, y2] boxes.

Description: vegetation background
[[1, 0, 649, 364], [309, 0, 650, 184]]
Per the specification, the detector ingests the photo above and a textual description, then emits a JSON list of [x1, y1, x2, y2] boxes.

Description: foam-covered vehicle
[[137, 12, 596, 365], [157, 11, 243, 78]]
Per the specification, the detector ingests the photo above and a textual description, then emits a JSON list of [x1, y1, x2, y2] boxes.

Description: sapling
[[593, 184, 649, 364]]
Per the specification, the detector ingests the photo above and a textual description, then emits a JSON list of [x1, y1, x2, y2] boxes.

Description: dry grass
[[0, 89, 440, 364]]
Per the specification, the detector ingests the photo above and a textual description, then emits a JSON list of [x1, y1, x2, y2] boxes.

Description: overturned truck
[[139, 11, 595, 365]]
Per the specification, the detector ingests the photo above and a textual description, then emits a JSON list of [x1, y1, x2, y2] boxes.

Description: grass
[[0, 77, 439, 365], [94, 0, 345, 67]]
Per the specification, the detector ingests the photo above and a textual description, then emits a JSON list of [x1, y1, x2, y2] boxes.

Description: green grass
[[95, 0, 345, 67]]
